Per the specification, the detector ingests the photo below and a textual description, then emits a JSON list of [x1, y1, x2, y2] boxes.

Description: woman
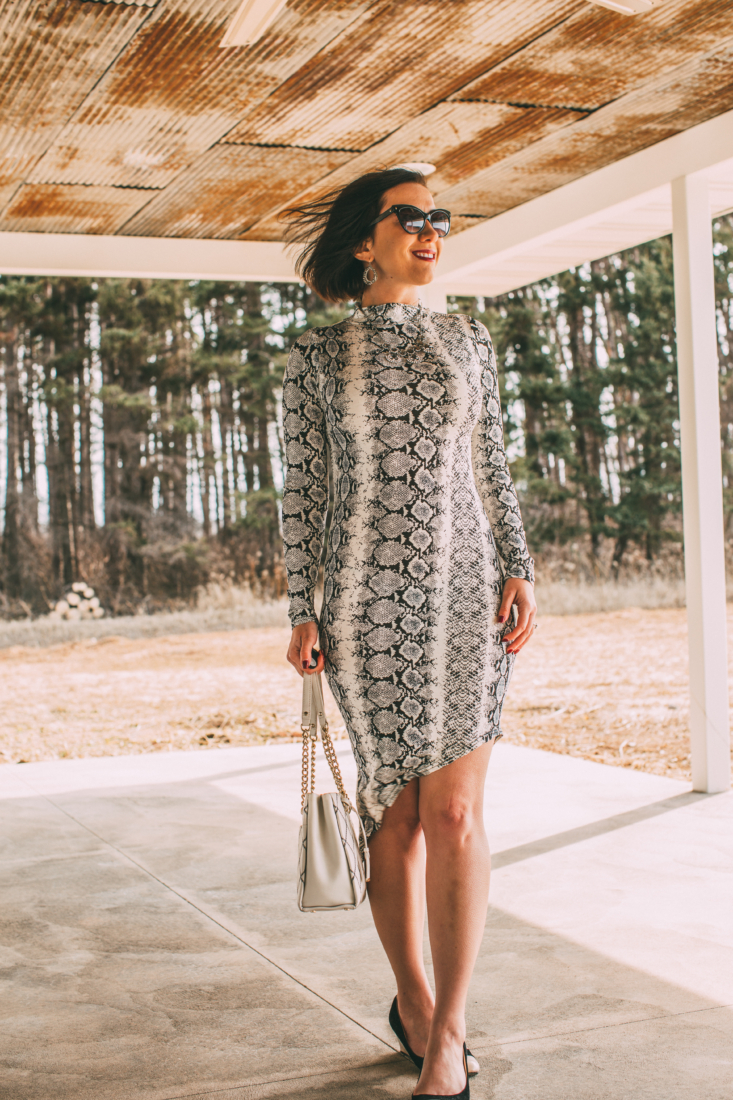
[[282, 167, 536, 1100]]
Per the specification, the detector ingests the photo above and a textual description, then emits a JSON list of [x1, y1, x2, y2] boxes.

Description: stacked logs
[[48, 582, 105, 621]]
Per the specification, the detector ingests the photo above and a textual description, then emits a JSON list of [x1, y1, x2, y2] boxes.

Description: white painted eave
[[0, 233, 296, 282], [434, 108, 733, 297]]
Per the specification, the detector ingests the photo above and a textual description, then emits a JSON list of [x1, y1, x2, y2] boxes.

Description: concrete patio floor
[[1, 740, 732, 1100]]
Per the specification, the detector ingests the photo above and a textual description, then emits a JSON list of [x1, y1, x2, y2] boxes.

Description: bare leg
[[416, 741, 494, 1095], [367, 778, 434, 1056]]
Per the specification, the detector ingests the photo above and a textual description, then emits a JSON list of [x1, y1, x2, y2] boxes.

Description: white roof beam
[[0, 234, 296, 282]]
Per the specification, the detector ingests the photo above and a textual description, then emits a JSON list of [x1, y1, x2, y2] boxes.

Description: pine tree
[[0, 277, 45, 604], [476, 287, 576, 546], [603, 240, 680, 564], [2, 219, 732, 617], [714, 216, 733, 535]]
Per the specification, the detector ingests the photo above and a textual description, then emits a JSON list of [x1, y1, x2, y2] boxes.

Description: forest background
[[1, 213, 733, 621]]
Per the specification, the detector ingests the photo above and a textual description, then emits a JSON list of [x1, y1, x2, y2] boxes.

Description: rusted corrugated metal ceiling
[[1, 0, 732, 241]]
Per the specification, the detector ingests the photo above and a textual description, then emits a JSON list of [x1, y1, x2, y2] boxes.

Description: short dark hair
[[282, 167, 427, 303]]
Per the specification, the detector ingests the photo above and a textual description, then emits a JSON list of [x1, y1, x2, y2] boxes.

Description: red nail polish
[[302, 661, 308, 669], [498, 615, 506, 623]]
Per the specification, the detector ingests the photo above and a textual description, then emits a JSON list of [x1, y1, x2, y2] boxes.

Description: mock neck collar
[[352, 301, 426, 323]]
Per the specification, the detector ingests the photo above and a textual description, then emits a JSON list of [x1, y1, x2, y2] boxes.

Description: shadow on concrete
[[492, 789, 713, 868], [160, 758, 717, 873], [184, 746, 354, 783]]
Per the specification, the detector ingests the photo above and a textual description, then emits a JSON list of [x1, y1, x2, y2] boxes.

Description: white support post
[[672, 172, 731, 793]]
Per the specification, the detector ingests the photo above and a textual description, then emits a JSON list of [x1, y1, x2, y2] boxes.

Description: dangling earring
[[363, 263, 377, 286]]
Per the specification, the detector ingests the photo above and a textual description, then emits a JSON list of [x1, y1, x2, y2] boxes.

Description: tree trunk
[[78, 368, 95, 531], [1, 329, 22, 597]]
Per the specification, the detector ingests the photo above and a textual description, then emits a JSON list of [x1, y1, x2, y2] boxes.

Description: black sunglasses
[[371, 204, 451, 238]]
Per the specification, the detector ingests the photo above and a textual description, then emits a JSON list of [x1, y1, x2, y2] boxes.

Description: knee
[[392, 812, 423, 849], [421, 796, 480, 847], [371, 806, 422, 852]]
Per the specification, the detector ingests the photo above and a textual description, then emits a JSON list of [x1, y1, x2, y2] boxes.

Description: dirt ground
[[1, 606, 732, 781]]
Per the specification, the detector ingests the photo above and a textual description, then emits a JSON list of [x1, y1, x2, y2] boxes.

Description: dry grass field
[[2, 603, 732, 781]]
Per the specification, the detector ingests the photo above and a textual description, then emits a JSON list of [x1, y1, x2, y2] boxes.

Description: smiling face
[[354, 181, 443, 305]]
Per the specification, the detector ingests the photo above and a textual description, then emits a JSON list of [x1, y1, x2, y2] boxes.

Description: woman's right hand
[[287, 621, 325, 677]]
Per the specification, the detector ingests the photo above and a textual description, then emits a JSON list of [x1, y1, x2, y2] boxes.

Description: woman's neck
[[361, 282, 420, 307]]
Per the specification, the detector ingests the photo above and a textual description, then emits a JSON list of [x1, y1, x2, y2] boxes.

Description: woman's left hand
[[498, 578, 537, 655]]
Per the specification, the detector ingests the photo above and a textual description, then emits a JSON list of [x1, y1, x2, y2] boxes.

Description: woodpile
[[48, 582, 105, 622]]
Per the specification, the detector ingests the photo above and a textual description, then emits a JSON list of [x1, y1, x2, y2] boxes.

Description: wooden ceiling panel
[[223, 0, 583, 151], [0, 183, 156, 234], [24, 0, 374, 191], [2, 0, 733, 244], [121, 144, 353, 238], [0, 0, 150, 204], [452, 0, 733, 112], [240, 100, 586, 239], [436, 40, 733, 218], [419, 104, 588, 194]]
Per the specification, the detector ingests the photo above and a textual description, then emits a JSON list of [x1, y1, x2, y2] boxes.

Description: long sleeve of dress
[[469, 318, 535, 584], [281, 337, 329, 626]]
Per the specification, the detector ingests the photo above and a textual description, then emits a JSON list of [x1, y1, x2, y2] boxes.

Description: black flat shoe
[[413, 1041, 470, 1100], [389, 998, 480, 1078]]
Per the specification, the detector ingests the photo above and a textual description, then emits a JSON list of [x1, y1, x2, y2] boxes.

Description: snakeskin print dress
[[282, 302, 534, 836]]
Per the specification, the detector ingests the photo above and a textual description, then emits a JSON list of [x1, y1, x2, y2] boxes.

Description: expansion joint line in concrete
[[161, 1060, 402, 1100], [499, 1000, 733, 1049], [13, 772, 398, 1062]]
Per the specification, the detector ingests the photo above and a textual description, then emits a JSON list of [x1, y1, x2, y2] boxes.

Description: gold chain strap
[[320, 719, 352, 812], [300, 674, 353, 814], [300, 724, 314, 810], [311, 729, 317, 793]]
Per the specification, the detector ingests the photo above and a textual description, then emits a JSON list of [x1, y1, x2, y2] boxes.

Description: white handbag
[[297, 671, 370, 912]]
